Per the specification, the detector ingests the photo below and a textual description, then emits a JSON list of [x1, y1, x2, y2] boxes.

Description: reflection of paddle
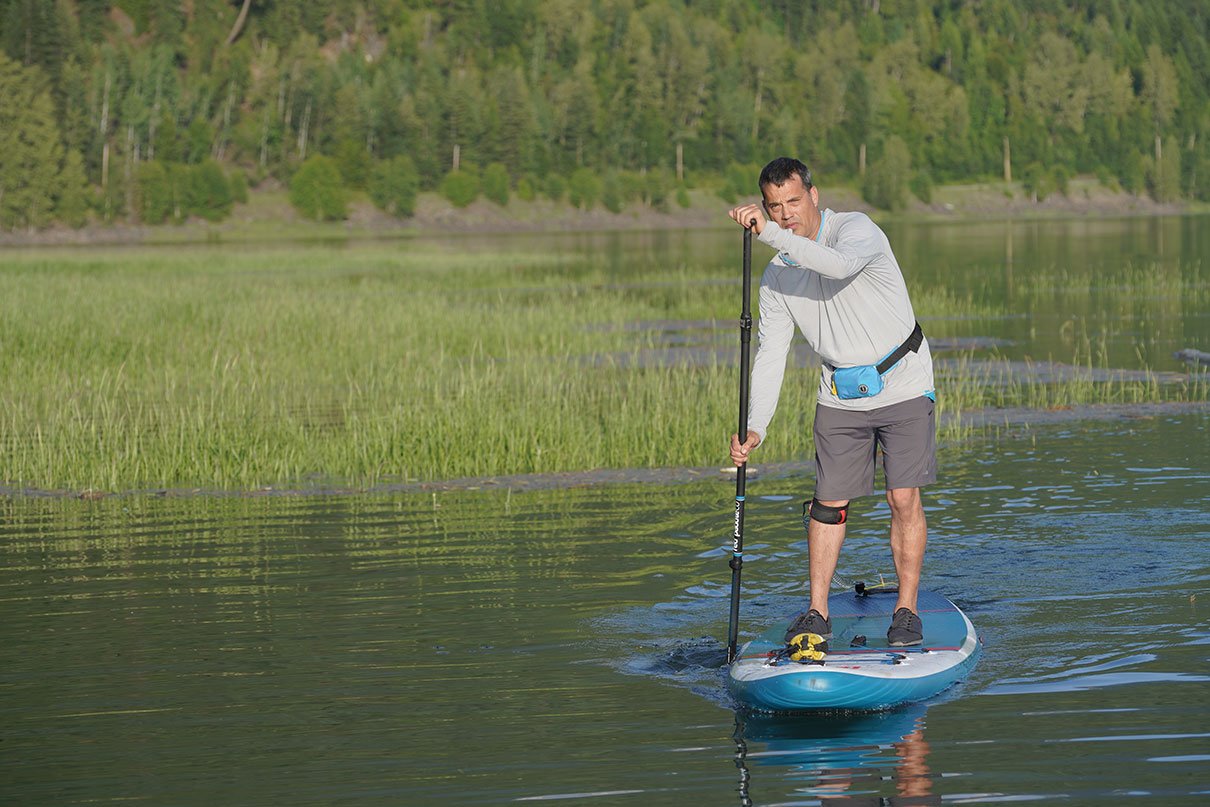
[[726, 221, 756, 664]]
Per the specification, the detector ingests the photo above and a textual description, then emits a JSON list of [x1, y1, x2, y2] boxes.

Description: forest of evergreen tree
[[1, 0, 1208, 229]]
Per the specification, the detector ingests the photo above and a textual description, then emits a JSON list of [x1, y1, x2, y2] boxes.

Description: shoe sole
[[887, 638, 922, 647]]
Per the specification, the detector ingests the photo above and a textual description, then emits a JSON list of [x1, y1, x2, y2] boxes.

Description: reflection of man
[[735, 710, 939, 806], [727, 157, 936, 647]]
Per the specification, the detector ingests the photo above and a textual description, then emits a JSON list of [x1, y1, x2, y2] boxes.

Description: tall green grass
[[0, 243, 1203, 492]]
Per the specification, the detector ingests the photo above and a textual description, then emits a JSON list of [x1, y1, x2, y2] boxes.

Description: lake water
[[3, 216, 1210, 805]]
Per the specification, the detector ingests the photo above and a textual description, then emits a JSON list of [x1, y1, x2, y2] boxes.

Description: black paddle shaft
[[727, 221, 755, 664]]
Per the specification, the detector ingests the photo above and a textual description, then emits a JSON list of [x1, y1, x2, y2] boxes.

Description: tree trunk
[[859, 143, 866, 176], [676, 142, 683, 182], [751, 68, 763, 141], [260, 104, 269, 167], [102, 141, 111, 219], [298, 99, 311, 160], [1003, 136, 1011, 183], [453, 143, 460, 172], [225, 0, 252, 46], [126, 124, 135, 215]]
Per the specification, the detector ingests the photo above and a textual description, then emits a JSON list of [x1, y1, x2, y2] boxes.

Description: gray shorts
[[813, 396, 936, 501]]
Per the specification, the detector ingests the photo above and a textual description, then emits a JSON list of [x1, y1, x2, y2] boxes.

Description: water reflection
[[734, 705, 938, 806]]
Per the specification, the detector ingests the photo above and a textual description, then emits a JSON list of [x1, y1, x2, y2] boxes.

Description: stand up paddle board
[[728, 586, 980, 712]]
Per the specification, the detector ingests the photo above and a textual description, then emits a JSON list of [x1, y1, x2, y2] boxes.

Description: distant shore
[[1, 177, 1203, 249]]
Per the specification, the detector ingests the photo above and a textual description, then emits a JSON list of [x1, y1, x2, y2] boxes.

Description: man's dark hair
[[758, 157, 812, 193]]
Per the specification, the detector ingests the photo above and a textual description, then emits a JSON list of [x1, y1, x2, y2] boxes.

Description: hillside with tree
[[1, 0, 1208, 230]]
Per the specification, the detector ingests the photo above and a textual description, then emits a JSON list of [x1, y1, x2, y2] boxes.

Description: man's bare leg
[[887, 487, 927, 614], [808, 499, 848, 618]]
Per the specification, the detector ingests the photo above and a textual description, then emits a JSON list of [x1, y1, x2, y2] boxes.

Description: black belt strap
[[875, 321, 924, 375]]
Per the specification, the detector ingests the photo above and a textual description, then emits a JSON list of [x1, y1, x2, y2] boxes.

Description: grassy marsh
[[0, 239, 1204, 492]]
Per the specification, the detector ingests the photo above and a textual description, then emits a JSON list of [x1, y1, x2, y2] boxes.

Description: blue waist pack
[[829, 322, 924, 400]]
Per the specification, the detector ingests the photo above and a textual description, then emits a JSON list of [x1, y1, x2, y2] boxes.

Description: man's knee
[[886, 487, 922, 517], [804, 498, 851, 525]]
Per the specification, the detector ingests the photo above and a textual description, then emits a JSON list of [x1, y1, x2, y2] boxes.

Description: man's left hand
[[729, 203, 766, 234]]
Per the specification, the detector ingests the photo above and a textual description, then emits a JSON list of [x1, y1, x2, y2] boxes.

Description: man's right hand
[[730, 430, 761, 467], [728, 204, 767, 234]]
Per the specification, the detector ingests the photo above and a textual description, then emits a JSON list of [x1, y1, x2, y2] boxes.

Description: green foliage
[[862, 137, 912, 211], [185, 119, 212, 165], [483, 162, 510, 206], [442, 169, 479, 208], [567, 168, 600, 210], [229, 169, 249, 204], [1148, 138, 1181, 202], [334, 138, 371, 190], [542, 173, 565, 202], [0, 54, 74, 230], [643, 169, 670, 212], [676, 187, 691, 209], [369, 155, 419, 217], [1052, 164, 1070, 197], [289, 155, 348, 221], [602, 171, 624, 214], [186, 161, 234, 221], [8, 1, 1210, 230], [1187, 140, 1210, 202], [718, 163, 758, 204], [618, 171, 646, 203], [516, 174, 536, 202], [909, 170, 933, 204], [137, 160, 174, 224], [55, 150, 91, 228], [1021, 162, 1053, 202], [153, 112, 181, 163]]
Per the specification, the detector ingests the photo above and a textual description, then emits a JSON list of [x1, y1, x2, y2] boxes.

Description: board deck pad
[[728, 589, 980, 713]]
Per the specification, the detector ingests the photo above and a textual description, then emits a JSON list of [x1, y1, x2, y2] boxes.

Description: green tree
[[516, 174, 536, 202], [543, 173, 566, 202], [862, 136, 911, 211], [185, 118, 213, 165], [289, 155, 347, 220], [137, 159, 174, 224], [185, 160, 233, 221], [483, 162, 509, 206], [369, 155, 419, 216], [0, 55, 73, 230], [1021, 32, 1090, 143], [1148, 136, 1181, 202], [1021, 162, 1053, 202], [1143, 44, 1179, 197], [643, 168, 669, 211], [55, 148, 91, 228], [229, 168, 248, 204], [442, 169, 479, 208], [567, 167, 600, 209], [602, 171, 624, 213], [484, 65, 535, 176]]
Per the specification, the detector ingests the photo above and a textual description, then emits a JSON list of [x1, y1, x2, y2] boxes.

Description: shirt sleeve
[[756, 218, 881, 280], [746, 265, 795, 443]]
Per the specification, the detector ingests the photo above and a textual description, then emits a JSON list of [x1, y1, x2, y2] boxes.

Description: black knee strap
[[804, 498, 849, 525]]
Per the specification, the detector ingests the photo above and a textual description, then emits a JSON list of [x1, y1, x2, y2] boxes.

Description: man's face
[[761, 176, 821, 239]]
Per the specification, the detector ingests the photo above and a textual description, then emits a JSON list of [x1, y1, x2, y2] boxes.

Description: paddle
[[726, 220, 756, 664]]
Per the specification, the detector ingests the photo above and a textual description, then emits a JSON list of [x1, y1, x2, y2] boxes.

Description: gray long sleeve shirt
[[747, 210, 934, 442]]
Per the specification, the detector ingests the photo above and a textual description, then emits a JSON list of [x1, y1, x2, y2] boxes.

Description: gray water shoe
[[887, 607, 923, 646], [784, 609, 832, 643]]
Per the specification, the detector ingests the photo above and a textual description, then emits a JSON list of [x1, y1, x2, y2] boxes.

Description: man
[[727, 157, 936, 647]]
